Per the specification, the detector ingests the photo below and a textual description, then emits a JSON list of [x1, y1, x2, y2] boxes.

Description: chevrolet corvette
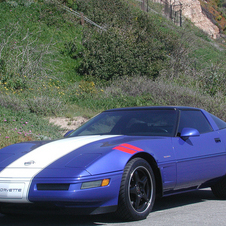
[[1, 106, 226, 220]]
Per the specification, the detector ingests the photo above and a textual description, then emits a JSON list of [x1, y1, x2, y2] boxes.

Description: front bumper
[[0, 171, 122, 211]]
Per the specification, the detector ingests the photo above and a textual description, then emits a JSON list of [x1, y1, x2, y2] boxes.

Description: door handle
[[214, 138, 221, 143]]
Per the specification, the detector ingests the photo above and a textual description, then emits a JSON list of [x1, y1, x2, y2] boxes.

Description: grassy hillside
[[0, 0, 226, 147]]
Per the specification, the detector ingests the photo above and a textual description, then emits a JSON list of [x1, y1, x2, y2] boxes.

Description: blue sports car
[[1, 106, 226, 220]]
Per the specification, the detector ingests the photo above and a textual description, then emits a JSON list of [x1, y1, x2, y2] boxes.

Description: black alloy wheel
[[116, 157, 156, 221]]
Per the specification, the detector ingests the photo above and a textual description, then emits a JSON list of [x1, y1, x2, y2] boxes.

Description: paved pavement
[[1, 188, 226, 226]]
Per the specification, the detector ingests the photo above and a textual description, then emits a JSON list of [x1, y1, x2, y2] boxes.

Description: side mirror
[[64, 130, 74, 138], [180, 127, 200, 140]]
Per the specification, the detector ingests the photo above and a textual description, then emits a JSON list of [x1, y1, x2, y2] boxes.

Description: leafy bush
[[75, 0, 179, 80], [60, 0, 77, 9], [26, 96, 63, 116], [0, 94, 27, 112], [77, 27, 168, 80], [0, 92, 63, 116], [198, 63, 226, 96]]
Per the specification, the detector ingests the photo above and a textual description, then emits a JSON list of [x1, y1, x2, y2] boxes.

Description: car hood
[[0, 135, 172, 178]]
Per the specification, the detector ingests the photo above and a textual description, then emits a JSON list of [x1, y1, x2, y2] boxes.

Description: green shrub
[[60, 0, 77, 9], [77, 27, 170, 80], [0, 94, 27, 112], [74, 0, 179, 81], [26, 96, 62, 116]]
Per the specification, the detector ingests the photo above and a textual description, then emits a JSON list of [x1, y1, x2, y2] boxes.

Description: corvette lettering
[[0, 188, 22, 192]]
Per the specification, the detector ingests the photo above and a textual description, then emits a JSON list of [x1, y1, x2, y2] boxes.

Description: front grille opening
[[37, 183, 70, 191]]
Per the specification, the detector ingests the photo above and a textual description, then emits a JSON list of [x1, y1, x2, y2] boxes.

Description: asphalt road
[[1, 188, 226, 226]]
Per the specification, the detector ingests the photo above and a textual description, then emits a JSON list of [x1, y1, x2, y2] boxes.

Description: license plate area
[[0, 183, 24, 199]]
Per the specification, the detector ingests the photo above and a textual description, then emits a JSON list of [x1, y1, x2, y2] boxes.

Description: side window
[[210, 114, 226, 130], [178, 110, 213, 134], [78, 114, 121, 135]]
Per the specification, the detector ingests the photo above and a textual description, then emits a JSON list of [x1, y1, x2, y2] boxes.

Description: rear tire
[[116, 158, 156, 221], [211, 176, 226, 199]]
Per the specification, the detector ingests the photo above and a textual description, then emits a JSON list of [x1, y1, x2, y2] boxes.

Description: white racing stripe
[[0, 135, 118, 203]]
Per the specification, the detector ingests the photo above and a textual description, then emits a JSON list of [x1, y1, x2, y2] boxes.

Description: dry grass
[[104, 76, 226, 120]]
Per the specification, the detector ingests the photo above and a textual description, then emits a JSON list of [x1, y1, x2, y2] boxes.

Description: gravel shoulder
[[48, 117, 88, 132]]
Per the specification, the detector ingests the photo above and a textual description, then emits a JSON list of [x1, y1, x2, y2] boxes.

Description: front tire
[[116, 158, 156, 221], [211, 176, 226, 199]]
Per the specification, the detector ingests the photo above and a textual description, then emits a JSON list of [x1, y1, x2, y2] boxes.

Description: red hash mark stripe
[[113, 143, 144, 154], [120, 143, 143, 152], [113, 146, 137, 154]]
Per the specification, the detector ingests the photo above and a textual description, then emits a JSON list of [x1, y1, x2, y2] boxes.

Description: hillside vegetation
[[0, 0, 226, 147], [201, 0, 226, 34]]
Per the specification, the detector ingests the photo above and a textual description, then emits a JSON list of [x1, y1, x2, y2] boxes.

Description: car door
[[172, 109, 226, 190]]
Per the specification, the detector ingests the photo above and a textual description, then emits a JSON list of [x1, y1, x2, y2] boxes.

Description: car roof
[[104, 106, 200, 112]]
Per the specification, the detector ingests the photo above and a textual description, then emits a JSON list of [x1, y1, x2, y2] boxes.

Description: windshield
[[69, 109, 178, 137]]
